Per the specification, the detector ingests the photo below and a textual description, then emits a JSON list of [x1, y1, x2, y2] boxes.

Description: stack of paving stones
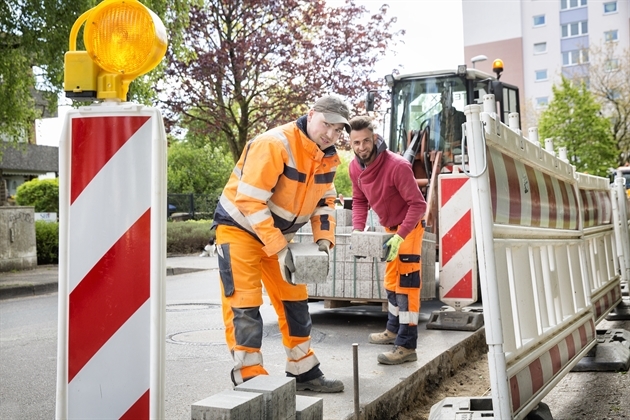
[[191, 376, 322, 420], [295, 208, 436, 301], [295, 209, 388, 301]]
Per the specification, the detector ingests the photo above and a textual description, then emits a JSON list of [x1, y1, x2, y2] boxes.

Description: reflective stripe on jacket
[[214, 118, 338, 256]]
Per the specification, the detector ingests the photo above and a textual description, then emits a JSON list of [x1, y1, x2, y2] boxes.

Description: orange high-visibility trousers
[[216, 225, 321, 384], [383, 222, 424, 349]]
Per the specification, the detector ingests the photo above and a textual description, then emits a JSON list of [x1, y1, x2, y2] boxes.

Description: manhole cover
[[166, 303, 218, 312], [166, 327, 271, 346], [167, 328, 226, 346]]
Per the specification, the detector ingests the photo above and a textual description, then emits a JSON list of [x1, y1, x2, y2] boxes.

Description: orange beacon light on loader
[[63, 0, 167, 101]]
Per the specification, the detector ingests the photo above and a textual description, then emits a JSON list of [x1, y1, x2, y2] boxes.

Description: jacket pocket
[[217, 243, 235, 297]]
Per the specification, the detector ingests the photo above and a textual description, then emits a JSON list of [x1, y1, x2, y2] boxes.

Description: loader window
[[389, 76, 467, 162]]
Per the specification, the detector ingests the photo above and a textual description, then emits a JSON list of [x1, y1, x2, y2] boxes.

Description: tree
[[538, 77, 617, 176], [15, 177, 59, 212], [334, 151, 353, 198], [161, 0, 402, 163], [0, 0, 192, 143], [582, 44, 630, 166], [167, 141, 233, 195]]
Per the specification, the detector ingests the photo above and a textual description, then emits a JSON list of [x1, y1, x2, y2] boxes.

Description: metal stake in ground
[[353, 343, 360, 418]]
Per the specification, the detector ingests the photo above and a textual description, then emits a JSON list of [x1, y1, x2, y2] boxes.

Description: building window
[[561, 0, 587, 10], [535, 70, 548, 81], [605, 59, 619, 71], [603, 2, 617, 13], [561, 21, 588, 38], [562, 49, 589, 66], [533, 42, 547, 54], [533, 15, 545, 26], [605, 30, 618, 42], [536, 97, 549, 107]]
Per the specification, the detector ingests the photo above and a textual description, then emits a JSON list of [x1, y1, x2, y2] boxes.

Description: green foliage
[[162, 1, 403, 162], [35, 220, 59, 264], [0, 0, 194, 142], [538, 77, 618, 176], [334, 151, 353, 197], [167, 141, 233, 194], [166, 220, 213, 255], [15, 178, 59, 212]]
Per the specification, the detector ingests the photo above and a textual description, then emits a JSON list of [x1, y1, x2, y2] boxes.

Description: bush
[[15, 178, 59, 212], [167, 220, 214, 255], [35, 220, 59, 264], [33, 219, 213, 263]]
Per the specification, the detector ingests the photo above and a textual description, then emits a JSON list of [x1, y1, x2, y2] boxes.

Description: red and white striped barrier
[[438, 174, 477, 309], [460, 100, 624, 419], [56, 103, 167, 419]]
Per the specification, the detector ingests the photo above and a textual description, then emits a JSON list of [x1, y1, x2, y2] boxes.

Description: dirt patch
[[398, 350, 491, 420]]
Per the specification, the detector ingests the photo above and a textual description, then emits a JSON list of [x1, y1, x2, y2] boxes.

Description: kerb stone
[[236, 376, 296, 420], [295, 395, 323, 420], [191, 389, 264, 420]]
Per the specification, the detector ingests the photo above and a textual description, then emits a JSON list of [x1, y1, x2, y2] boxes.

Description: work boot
[[377, 346, 417, 365], [296, 375, 344, 393], [368, 329, 397, 344]]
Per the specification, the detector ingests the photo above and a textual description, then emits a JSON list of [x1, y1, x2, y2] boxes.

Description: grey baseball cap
[[313, 95, 351, 134]]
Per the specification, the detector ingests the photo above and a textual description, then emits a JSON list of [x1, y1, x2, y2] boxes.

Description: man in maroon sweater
[[348, 116, 427, 364]]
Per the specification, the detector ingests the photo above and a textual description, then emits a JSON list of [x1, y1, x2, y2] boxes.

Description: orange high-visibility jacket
[[214, 118, 339, 256]]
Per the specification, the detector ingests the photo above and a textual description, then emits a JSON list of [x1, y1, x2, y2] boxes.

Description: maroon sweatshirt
[[349, 136, 426, 239]]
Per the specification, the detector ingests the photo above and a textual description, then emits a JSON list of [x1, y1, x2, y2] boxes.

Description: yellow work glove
[[317, 239, 332, 255], [383, 234, 404, 262], [277, 246, 296, 284]]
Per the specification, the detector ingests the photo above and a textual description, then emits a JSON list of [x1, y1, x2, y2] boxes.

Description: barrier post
[[56, 103, 167, 419], [612, 177, 630, 283], [55, 1, 168, 417], [464, 104, 512, 418]]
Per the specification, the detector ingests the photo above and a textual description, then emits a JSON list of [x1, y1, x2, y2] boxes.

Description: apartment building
[[462, 0, 629, 125]]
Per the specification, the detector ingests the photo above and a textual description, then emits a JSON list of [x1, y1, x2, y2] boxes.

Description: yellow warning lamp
[[492, 58, 504, 80], [64, 0, 167, 101]]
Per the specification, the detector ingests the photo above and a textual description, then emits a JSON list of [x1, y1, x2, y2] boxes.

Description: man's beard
[[356, 145, 377, 165]]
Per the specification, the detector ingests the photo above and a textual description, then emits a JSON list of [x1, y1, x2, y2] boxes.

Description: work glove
[[277, 246, 296, 284], [317, 239, 332, 255], [383, 234, 404, 262]]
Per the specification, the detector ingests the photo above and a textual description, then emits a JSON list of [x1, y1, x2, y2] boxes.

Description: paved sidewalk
[[0, 255, 486, 419], [0, 255, 217, 300]]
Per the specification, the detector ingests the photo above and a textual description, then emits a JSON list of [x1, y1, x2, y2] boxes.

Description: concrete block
[[366, 209, 382, 227], [335, 226, 355, 236], [350, 231, 393, 259], [329, 243, 346, 261], [335, 208, 353, 227], [315, 282, 332, 297], [306, 283, 316, 296], [334, 275, 345, 296], [191, 389, 264, 420], [289, 243, 329, 284], [328, 260, 345, 282], [344, 279, 372, 299], [295, 233, 313, 244], [295, 395, 323, 420], [374, 260, 386, 282], [236, 376, 296, 420], [372, 280, 387, 300]]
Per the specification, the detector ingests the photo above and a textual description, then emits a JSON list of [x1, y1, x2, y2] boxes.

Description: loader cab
[[372, 64, 520, 174]]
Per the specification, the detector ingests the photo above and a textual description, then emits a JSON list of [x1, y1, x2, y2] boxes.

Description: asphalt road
[[1, 263, 629, 420]]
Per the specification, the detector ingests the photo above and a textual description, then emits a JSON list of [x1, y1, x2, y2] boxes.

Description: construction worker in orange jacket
[[212, 95, 350, 392]]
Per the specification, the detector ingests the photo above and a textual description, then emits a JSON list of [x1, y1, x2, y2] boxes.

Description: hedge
[[35, 220, 59, 265]]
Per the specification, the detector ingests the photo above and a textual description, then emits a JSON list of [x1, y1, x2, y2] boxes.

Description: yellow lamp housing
[[492, 59, 504, 79], [64, 0, 167, 102]]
